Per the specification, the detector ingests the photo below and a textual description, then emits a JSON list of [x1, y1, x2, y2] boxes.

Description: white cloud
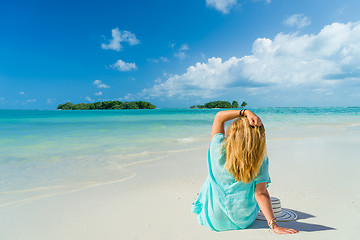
[[206, 0, 238, 14], [19, 91, 26, 96], [138, 57, 240, 98], [337, 7, 346, 16], [154, 77, 162, 84], [101, 28, 140, 51], [111, 59, 137, 71], [135, 21, 360, 99], [174, 44, 190, 60], [174, 51, 187, 59], [26, 98, 36, 103], [284, 14, 311, 29], [95, 91, 103, 96], [85, 96, 93, 101], [46, 98, 56, 104], [93, 80, 110, 89], [147, 57, 169, 63], [179, 44, 189, 51], [123, 94, 134, 101]]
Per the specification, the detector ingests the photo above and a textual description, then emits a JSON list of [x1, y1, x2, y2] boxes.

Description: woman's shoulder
[[210, 133, 225, 145]]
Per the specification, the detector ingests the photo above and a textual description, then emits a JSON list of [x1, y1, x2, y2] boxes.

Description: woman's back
[[191, 132, 271, 231]]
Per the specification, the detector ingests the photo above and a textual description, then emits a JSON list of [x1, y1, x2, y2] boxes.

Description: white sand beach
[[0, 126, 359, 240]]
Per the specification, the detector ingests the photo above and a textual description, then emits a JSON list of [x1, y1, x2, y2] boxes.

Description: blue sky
[[1, 0, 360, 109]]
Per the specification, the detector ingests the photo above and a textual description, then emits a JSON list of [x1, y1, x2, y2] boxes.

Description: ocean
[[0, 107, 359, 208]]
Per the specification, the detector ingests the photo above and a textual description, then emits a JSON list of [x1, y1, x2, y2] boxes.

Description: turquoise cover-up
[[191, 133, 271, 232]]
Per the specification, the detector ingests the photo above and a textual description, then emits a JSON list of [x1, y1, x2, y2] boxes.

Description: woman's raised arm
[[210, 109, 262, 140]]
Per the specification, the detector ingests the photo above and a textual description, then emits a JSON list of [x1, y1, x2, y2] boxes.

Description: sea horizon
[[1, 105, 360, 111]]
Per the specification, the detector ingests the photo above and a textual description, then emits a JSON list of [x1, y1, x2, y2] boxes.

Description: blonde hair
[[220, 116, 266, 183]]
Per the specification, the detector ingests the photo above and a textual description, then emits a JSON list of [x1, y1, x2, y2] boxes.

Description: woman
[[191, 109, 298, 234]]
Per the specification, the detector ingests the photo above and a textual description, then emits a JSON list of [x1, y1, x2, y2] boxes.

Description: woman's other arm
[[210, 109, 262, 140], [255, 183, 299, 234]]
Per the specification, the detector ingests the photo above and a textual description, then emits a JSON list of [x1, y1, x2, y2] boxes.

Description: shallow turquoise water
[[0, 107, 359, 207]]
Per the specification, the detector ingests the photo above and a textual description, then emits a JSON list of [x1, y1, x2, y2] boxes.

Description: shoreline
[[0, 121, 358, 210], [0, 145, 205, 209]]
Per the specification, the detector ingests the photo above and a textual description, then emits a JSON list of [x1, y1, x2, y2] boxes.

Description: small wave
[[0, 185, 67, 194], [118, 143, 204, 160], [114, 146, 204, 168], [119, 151, 153, 159], [0, 173, 136, 208], [346, 122, 360, 127], [175, 137, 195, 143]]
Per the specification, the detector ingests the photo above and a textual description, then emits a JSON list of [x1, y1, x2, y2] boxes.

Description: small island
[[57, 100, 156, 110], [190, 100, 247, 109]]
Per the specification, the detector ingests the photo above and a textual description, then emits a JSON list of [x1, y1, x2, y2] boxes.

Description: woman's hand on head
[[272, 225, 299, 234], [245, 110, 262, 127]]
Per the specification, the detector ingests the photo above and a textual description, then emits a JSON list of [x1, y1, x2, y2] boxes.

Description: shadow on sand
[[248, 209, 336, 232]]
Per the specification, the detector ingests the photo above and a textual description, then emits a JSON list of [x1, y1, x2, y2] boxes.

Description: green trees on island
[[57, 99, 245, 110], [57, 101, 156, 110], [232, 101, 239, 108], [190, 100, 247, 109]]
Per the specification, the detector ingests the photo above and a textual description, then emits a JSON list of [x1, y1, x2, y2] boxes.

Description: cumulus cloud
[[206, 0, 238, 14], [95, 91, 103, 96], [284, 14, 311, 29], [93, 80, 110, 89], [135, 21, 360, 99], [101, 28, 140, 51], [26, 98, 36, 103], [138, 57, 243, 98], [110, 59, 137, 71]]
